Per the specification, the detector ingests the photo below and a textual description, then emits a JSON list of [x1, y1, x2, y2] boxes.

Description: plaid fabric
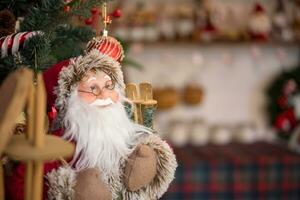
[[162, 142, 300, 200]]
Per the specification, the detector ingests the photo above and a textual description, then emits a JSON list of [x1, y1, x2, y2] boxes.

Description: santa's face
[[77, 70, 119, 105], [63, 70, 135, 177]]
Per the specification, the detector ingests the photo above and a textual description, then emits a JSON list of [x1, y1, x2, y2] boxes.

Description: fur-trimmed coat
[[47, 132, 177, 200]]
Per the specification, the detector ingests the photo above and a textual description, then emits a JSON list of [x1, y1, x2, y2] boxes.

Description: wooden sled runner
[[0, 68, 74, 200]]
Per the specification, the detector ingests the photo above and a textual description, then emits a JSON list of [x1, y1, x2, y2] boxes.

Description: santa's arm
[[123, 134, 177, 199]]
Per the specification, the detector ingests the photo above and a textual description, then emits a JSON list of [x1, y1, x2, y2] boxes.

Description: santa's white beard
[[63, 92, 145, 179]]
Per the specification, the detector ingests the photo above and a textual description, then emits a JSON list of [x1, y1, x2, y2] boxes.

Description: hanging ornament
[[111, 9, 122, 18], [84, 17, 93, 25], [85, 6, 122, 35], [62, 0, 74, 13], [85, 2, 124, 62], [47, 106, 57, 126], [86, 36, 124, 62], [91, 7, 98, 14], [0, 31, 40, 58], [63, 5, 71, 13]]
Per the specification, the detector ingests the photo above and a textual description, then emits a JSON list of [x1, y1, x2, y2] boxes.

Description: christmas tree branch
[[50, 25, 95, 61], [0, 0, 112, 75], [20, 0, 64, 32], [69, 0, 111, 18]]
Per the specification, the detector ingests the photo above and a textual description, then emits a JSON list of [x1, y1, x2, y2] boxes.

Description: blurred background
[[99, 0, 300, 144], [106, 0, 300, 199], [99, 1, 300, 145]]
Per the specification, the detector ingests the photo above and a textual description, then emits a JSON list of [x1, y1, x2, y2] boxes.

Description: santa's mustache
[[90, 98, 114, 107]]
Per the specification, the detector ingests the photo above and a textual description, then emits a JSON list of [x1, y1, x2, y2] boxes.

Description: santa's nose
[[96, 89, 119, 103], [96, 90, 109, 99]]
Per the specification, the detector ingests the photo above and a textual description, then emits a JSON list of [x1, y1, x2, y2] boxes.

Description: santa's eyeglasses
[[78, 82, 115, 97]]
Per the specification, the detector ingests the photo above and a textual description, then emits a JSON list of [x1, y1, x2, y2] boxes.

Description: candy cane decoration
[[0, 31, 41, 58]]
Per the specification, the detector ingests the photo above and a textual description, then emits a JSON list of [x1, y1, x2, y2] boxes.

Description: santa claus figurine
[[248, 2, 272, 41], [5, 35, 177, 200]]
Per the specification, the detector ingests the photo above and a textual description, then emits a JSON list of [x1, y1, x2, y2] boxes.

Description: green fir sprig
[[0, 0, 110, 78]]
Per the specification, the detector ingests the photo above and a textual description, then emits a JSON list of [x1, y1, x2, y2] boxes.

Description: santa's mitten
[[74, 168, 112, 200], [124, 144, 157, 191]]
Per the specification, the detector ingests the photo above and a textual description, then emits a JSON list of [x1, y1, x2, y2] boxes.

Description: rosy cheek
[[110, 91, 119, 103], [78, 92, 95, 104]]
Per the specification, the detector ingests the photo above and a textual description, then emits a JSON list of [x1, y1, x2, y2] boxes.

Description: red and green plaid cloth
[[162, 142, 300, 200]]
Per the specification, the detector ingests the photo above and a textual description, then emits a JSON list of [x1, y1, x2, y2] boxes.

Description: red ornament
[[63, 5, 71, 12], [111, 9, 122, 18], [275, 113, 291, 132], [286, 108, 297, 128], [47, 106, 58, 125], [91, 7, 98, 14], [86, 36, 125, 62], [275, 108, 297, 132], [84, 17, 93, 25]]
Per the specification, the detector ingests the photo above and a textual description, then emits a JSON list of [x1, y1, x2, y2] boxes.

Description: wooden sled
[[0, 68, 74, 200]]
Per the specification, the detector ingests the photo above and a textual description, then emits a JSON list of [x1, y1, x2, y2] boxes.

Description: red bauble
[[111, 9, 122, 18], [84, 17, 93, 25], [285, 108, 297, 128], [47, 106, 58, 125], [275, 114, 291, 132], [63, 5, 71, 12], [86, 36, 124, 62], [91, 7, 98, 14], [275, 108, 297, 132]]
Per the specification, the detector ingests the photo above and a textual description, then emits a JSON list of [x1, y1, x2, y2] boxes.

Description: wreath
[[266, 66, 300, 140]]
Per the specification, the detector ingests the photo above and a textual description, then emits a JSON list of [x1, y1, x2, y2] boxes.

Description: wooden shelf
[[125, 40, 300, 47]]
